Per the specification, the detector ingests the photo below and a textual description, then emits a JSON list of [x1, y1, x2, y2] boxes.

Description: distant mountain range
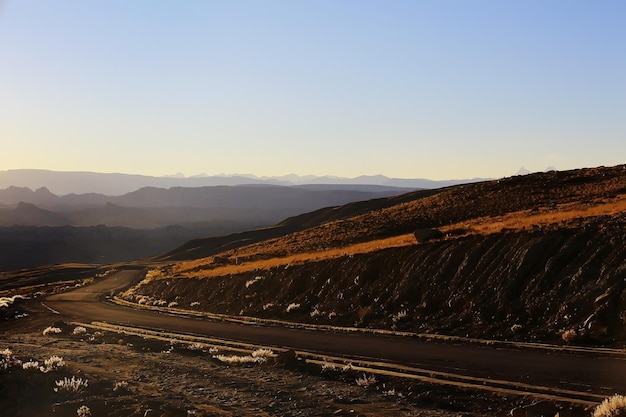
[[0, 169, 487, 196], [0, 169, 490, 271], [0, 185, 417, 229]]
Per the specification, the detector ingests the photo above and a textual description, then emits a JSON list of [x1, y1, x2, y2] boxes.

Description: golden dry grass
[[173, 234, 416, 278], [455, 194, 626, 235], [167, 193, 626, 280]]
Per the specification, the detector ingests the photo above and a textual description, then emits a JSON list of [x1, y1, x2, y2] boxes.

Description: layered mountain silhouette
[[0, 185, 415, 228], [0, 182, 424, 270], [0, 169, 486, 196]]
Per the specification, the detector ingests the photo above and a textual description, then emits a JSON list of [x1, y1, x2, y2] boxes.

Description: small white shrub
[[310, 307, 322, 318], [190, 301, 201, 307], [22, 360, 40, 370], [72, 326, 87, 335], [113, 380, 129, 392], [54, 376, 88, 393], [43, 326, 62, 336], [187, 342, 206, 351], [251, 348, 273, 361], [77, 405, 91, 417], [214, 348, 272, 364], [0, 295, 24, 308], [263, 303, 275, 310], [168, 301, 178, 308], [286, 303, 301, 313], [355, 373, 377, 388], [392, 310, 408, 323], [0, 348, 21, 369], [593, 394, 626, 417], [208, 346, 219, 354], [40, 355, 65, 373], [245, 276, 263, 288], [213, 354, 259, 364]]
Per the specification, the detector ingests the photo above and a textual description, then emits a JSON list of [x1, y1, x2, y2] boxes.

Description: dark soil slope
[[130, 214, 626, 345], [123, 165, 626, 344]]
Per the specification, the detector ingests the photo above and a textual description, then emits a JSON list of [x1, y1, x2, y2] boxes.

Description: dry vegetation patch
[[1, 318, 506, 417]]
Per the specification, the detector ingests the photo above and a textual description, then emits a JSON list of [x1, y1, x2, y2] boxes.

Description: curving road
[[45, 270, 626, 402]]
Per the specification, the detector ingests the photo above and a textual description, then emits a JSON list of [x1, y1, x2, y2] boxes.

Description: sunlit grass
[[153, 193, 626, 280]]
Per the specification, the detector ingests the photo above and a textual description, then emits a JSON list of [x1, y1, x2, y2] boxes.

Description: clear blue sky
[[1, 1, 624, 180]]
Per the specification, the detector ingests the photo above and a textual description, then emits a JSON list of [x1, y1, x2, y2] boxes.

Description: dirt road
[[44, 270, 626, 400]]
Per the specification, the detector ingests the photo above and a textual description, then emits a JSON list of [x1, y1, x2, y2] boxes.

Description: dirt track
[[43, 271, 626, 401]]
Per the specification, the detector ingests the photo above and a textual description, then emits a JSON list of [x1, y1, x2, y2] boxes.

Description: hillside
[[123, 165, 626, 345]]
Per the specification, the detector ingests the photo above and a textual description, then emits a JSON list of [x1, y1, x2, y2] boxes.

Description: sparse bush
[[72, 326, 87, 335], [187, 342, 206, 351], [245, 276, 263, 288], [355, 373, 377, 388], [40, 355, 65, 373], [251, 348, 273, 361], [113, 380, 129, 392], [286, 303, 301, 313], [511, 324, 523, 333], [168, 301, 178, 308], [43, 326, 62, 336], [0, 295, 24, 308], [208, 346, 219, 354], [593, 395, 626, 417], [213, 354, 259, 364], [310, 307, 322, 318], [1, 348, 20, 369], [562, 329, 577, 343], [214, 348, 272, 365], [22, 360, 40, 370], [190, 301, 201, 307], [392, 310, 408, 323], [263, 303, 275, 310], [77, 405, 91, 417], [54, 376, 88, 393]]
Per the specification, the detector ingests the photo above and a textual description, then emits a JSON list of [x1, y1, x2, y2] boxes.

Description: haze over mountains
[[0, 169, 453, 271], [0, 169, 485, 196], [0, 185, 412, 229]]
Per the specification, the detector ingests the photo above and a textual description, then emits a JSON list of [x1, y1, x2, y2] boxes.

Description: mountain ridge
[[0, 169, 487, 195]]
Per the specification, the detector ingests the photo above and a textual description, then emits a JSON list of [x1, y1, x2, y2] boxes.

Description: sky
[[0, 1, 624, 180]]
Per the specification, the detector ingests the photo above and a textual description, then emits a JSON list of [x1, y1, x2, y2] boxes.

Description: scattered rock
[[413, 228, 444, 243], [274, 349, 305, 369]]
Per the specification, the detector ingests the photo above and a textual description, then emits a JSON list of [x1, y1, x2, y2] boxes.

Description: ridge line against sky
[[0, 1, 624, 180]]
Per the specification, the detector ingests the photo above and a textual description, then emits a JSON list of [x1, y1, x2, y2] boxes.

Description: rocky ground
[[0, 303, 544, 417]]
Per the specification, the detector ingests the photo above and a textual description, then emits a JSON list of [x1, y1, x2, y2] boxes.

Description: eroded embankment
[[124, 216, 626, 345]]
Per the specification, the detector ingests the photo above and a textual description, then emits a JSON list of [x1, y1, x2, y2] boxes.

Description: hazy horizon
[[1, 1, 624, 180]]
